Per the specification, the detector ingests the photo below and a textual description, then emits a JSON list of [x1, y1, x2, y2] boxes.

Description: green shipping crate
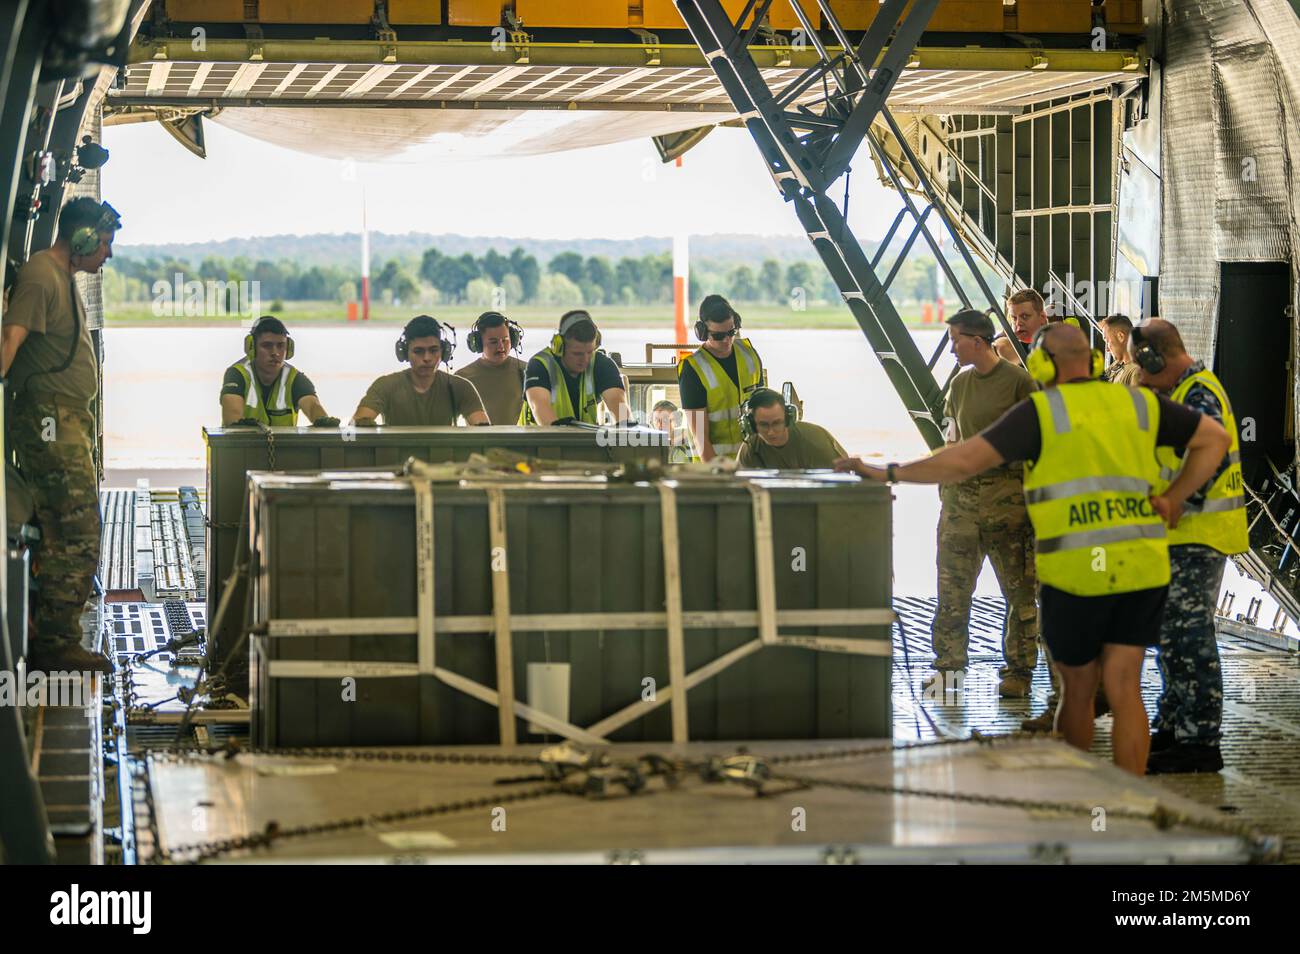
[[248, 467, 893, 746], [204, 424, 670, 681]]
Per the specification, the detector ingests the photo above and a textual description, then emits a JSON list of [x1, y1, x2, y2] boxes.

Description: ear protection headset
[[1129, 324, 1166, 375], [740, 388, 798, 440], [69, 202, 121, 257], [396, 316, 456, 364], [467, 311, 523, 354], [695, 306, 742, 342], [1026, 326, 1104, 385], [245, 315, 295, 362], [550, 310, 601, 357]]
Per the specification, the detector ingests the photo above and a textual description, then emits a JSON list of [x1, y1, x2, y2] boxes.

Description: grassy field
[[104, 300, 947, 330]]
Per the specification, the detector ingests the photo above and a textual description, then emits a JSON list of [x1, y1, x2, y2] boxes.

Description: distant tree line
[[104, 244, 949, 311]]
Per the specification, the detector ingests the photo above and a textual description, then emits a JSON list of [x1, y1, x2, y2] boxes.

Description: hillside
[[114, 231, 830, 269]]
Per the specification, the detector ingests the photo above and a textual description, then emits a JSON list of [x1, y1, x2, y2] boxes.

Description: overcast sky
[[101, 115, 904, 247]]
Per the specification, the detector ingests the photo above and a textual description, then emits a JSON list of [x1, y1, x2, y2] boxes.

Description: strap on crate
[[656, 482, 689, 743], [746, 483, 779, 646]]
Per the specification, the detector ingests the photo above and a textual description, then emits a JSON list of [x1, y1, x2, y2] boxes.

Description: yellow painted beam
[[129, 35, 1145, 74]]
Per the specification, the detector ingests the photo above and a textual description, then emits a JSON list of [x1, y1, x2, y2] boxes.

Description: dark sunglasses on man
[[708, 328, 738, 341]]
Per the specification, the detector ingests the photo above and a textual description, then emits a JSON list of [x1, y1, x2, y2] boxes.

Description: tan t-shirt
[[945, 359, 1035, 442], [1107, 361, 1144, 388], [737, 421, 847, 469], [359, 369, 484, 426], [456, 356, 526, 425], [4, 250, 96, 407]]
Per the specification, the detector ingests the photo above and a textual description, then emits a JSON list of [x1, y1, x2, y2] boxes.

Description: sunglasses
[[708, 329, 738, 341]]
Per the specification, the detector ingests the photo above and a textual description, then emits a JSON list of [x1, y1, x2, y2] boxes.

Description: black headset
[[396, 316, 456, 364], [1129, 324, 1166, 375], [740, 388, 798, 440], [695, 305, 742, 343], [467, 311, 523, 354]]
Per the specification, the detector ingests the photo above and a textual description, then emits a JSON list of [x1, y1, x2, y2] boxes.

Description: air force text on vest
[[1068, 496, 1156, 526], [49, 885, 151, 934]]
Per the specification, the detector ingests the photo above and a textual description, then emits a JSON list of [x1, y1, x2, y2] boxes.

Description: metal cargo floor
[[144, 737, 1271, 864], [890, 599, 1300, 865]]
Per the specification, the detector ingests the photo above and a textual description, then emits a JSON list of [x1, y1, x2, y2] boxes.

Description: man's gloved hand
[[312, 416, 341, 428], [227, 418, 261, 428], [552, 416, 578, 426], [354, 418, 378, 427]]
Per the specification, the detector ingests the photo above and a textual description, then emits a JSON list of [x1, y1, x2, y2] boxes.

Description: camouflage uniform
[[9, 398, 101, 651], [1151, 545, 1225, 743], [932, 469, 1039, 674], [1150, 362, 1231, 745]]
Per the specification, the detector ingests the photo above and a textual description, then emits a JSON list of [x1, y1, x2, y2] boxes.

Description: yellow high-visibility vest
[[1155, 368, 1248, 554], [679, 338, 762, 457], [519, 348, 597, 425], [229, 359, 298, 426], [1023, 381, 1169, 595]]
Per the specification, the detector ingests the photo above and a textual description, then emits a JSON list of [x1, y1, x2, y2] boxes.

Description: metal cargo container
[[248, 466, 892, 746], [204, 425, 670, 682]]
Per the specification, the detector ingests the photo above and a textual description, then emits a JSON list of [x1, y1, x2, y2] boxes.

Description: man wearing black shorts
[[837, 324, 1230, 774]]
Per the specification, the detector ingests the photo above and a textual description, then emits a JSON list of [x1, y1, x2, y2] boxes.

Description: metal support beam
[[822, 0, 939, 183], [0, 0, 58, 867], [677, 0, 1015, 448]]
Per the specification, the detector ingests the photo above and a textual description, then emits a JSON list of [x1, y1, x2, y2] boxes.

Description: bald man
[[837, 324, 1231, 775], [1130, 319, 1248, 774]]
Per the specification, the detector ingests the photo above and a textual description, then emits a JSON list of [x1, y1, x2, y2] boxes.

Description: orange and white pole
[[673, 232, 689, 344], [361, 185, 371, 322]]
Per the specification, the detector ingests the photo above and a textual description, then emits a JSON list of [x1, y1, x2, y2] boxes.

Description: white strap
[[486, 487, 517, 745], [657, 482, 689, 743], [413, 481, 436, 674], [747, 483, 779, 646]]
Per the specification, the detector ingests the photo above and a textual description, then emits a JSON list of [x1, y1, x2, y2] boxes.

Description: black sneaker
[[1149, 729, 1175, 753], [27, 644, 113, 675], [1146, 742, 1223, 775]]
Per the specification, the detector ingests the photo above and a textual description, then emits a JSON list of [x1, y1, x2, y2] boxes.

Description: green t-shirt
[[736, 421, 847, 469], [944, 358, 1035, 441], [4, 250, 97, 407], [455, 355, 526, 426], [359, 369, 484, 426]]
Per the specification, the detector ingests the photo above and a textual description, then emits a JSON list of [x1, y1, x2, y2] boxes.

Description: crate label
[[254, 763, 341, 777], [527, 663, 571, 734], [378, 831, 457, 850], [983, 749, 1096, 771]]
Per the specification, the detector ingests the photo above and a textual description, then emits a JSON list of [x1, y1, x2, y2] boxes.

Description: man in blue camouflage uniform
[[1132, 319, 1248, 774]]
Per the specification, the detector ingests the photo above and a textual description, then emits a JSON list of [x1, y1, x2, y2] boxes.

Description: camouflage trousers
[[1152, 544, 1226, 744], [932, 470, 1039, 675], [9, 398, 101, 652]]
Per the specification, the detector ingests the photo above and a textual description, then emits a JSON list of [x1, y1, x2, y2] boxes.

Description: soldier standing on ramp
[[928, 309, 1039, 698], [0, 197, 121, 674]]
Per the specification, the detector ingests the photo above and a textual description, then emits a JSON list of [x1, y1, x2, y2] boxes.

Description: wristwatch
[[886, 462, 900, 484]]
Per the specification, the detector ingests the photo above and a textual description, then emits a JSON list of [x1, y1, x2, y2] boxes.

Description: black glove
[[312, 416, 341, 428], [552, 416, 578, 426], [354, 418, 378, 427], [228, 418, 261, 428]]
